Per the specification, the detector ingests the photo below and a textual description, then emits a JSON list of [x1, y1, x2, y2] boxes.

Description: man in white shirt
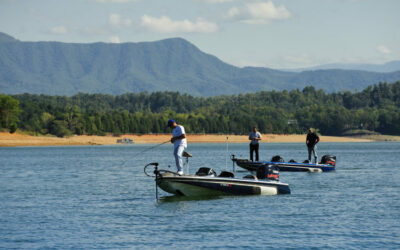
[[167, 119, 187, 175], [249, 126, 262, 161]]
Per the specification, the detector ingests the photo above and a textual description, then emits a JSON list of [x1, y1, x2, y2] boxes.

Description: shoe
[[177, 171, 183, 175]]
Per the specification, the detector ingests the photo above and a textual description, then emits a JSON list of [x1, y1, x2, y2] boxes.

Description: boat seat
[[218, 171, 235, 178], [183, 151, 192, 157], [243, 175, 258, 180]]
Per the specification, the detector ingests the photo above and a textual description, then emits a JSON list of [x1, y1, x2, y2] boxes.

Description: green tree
[[0, 95, 21, 132], [49, 120, 71, 137]]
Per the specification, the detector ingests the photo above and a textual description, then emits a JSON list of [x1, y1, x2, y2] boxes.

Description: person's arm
[[171, 133, 186, 142], [171, 126, 186, 142]]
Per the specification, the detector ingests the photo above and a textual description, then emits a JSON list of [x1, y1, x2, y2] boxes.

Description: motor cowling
[[320, 155, 336, 166], [271, 155, 284, 162], [256, 164, 279, 181], [195, 167, 217, 176]]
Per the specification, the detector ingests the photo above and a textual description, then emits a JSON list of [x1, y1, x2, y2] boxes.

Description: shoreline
[[0, 132, 392, 147]]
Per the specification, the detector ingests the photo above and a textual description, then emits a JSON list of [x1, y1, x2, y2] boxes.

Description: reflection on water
[[158, 195, 224, 203]]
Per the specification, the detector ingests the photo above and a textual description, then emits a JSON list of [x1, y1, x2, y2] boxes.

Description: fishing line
[[133, 140, 170, 157]]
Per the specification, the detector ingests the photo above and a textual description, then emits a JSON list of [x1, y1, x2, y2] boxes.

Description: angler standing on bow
[[249, 126, 262, 162], [167, 119, 187, 175]]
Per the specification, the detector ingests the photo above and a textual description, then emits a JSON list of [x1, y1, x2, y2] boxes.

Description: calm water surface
[[1, 142, 400, 249]]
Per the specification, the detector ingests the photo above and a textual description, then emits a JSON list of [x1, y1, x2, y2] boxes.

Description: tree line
[[1, 81, 399, 137]]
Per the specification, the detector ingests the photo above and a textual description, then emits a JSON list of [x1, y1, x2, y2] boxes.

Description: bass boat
[[144, 158, 290, 198], [232, 155, 336, 173]]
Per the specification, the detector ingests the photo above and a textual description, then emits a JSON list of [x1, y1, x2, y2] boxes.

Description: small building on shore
[[116, 138, 134, 144]]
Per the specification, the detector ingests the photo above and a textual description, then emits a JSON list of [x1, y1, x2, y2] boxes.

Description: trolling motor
[[144, 162, 160, 200], [144, 162, 159, 177], [144, 160, 189, 200]]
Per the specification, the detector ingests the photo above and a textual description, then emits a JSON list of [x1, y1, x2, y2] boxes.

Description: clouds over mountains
[[140, 15, 218, 34], [50, 0, 292, 40], [226, 1, 291, 24]]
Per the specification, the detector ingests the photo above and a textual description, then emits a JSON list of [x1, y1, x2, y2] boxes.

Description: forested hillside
[[1, 81, 399, 137], [1, 32, 400, 96]]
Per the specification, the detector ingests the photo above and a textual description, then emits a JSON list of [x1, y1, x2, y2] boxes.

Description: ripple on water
[[1, 143, 400, 249]]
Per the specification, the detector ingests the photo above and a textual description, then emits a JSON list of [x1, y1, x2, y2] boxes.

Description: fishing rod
[[133, 140, 170, 157]]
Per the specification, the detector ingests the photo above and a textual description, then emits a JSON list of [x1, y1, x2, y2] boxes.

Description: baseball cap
[[167, 119, 175, 127]]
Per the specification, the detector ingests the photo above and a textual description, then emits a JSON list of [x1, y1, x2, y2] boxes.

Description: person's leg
[[174, 146, 185, 173], [307, 146, 312, 161], [174, 147, 179, 170], [250, 144, 254, 161], [313, 145, 318, 163], [255, 144, 259, 161]]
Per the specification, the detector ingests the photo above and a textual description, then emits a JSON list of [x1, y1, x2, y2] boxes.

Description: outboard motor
[[256, 164, 279, 181], [195, 167, 217, 176], [320, 155, 336, 166], [271, 155, 284, 162]]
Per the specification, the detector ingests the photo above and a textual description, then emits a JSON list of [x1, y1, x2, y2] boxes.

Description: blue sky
[[0, 0, 399, 69]]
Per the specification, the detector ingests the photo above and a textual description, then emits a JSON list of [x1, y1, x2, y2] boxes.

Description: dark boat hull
[[234, 159, 335, 172], [157, 173, 290, 196]]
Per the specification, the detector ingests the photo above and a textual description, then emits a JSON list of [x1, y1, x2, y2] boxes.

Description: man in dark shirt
[[306, 128, 320, 163], [249, 127, 262, 161]]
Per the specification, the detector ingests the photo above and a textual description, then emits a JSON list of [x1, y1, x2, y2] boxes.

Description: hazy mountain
[[1, 32, 400, 96], [0, 32, 19, 42], [285, 61, 400, 73]]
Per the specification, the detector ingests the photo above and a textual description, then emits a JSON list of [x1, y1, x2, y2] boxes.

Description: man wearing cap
[[167, 119, 187, 175]]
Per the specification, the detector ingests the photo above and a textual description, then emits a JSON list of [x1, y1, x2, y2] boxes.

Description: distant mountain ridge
[[286, 61, 400, 73], [0, 32, 19, 42], [1, 32, 400, 96]]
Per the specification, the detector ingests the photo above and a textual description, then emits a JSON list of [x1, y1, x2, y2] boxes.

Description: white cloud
[[92, 0, 140, 3], [50, 26, 68, 34], [109, 36, 121, 43], [109, 13, 132, 27], [226, 1, 291, 24], [140, 15, 218, 33], [377, 45, 391, 54]]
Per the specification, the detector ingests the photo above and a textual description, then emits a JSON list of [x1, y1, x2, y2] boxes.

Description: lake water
[[1, 142, 400, 249]]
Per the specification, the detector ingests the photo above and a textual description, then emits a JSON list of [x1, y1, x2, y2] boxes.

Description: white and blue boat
[[232, 155, 336, 173]]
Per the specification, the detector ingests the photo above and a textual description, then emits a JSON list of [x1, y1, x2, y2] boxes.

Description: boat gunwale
[[158, 174, 289, 187]]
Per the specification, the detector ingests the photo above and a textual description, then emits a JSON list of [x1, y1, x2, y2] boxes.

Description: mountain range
[[1, 32, 400, 96], [286, 61, 400, 73]]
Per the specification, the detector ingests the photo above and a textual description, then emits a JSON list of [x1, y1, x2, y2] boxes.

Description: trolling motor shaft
[[143, 162, 160, 200]]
